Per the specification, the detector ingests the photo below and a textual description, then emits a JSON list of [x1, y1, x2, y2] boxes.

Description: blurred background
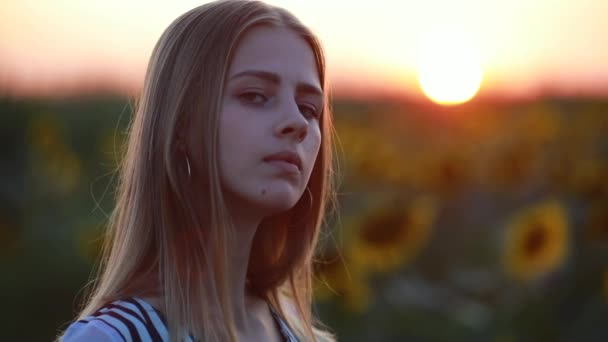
[[1, 1, 607, 341]]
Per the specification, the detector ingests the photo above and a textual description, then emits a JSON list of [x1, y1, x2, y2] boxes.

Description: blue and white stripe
[[63, 297, 298, 341], [269, 304, 300, 342]]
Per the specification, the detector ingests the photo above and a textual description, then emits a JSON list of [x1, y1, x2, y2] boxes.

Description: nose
[[275, 101, 308, 142]]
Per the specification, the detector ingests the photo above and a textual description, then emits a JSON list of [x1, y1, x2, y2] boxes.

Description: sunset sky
[[1, 0, 607, 100]]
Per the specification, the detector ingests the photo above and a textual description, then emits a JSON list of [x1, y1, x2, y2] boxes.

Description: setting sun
[[416, 28, 484, 105]]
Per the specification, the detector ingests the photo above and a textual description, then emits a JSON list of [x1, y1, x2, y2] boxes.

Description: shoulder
[[62, 318, 123, 342], [61, 297, 168, 342], [276, 295, 335, 342]]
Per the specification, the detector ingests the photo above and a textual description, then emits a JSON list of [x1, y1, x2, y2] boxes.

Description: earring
[[306, 187, 313, 209], [185, 155, 191, 177], [176, 137, 191, 178], [303, 187, 313, 211]]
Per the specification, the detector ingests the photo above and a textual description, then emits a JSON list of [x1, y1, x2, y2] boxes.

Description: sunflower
[[313, 248, 370, 313], [349, 196, 438, 274], [503, 200, 569, 282]]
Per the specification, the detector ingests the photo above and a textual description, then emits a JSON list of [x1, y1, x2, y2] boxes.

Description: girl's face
[[218, 26, 323, 217]]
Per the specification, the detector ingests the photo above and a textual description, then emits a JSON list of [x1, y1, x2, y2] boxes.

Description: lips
[[262, 151, 302, 171]]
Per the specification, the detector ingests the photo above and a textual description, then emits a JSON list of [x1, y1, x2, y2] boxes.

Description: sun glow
[[416, 28, 484, 105]]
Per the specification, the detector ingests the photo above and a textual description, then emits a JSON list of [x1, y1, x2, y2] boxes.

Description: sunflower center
[[360, 212, 409, 247], [524, 224, 547, 257]]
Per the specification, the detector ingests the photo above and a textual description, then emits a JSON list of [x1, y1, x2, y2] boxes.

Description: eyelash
[[238, 91, 268, 105], [298, 104, 320, 120], [238, 91, 320, 120]]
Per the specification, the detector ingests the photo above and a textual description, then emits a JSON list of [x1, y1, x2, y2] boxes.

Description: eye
[[238, 91, 268, 105], [298, 104, 320, 120]]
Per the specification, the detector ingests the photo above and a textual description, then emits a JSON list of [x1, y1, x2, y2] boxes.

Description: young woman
[[59, 1, 337, 341]]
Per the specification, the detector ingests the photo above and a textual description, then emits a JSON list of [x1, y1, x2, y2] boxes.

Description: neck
[[140, 198, 274, 333], [221, 200, 272, 332], [225, 215, 262, 330]]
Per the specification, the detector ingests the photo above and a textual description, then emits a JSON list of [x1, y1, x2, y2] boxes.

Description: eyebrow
[[229, 70, 324, 97]]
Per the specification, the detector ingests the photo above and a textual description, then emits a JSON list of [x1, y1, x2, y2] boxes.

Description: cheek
[[305, 129, 322, 165], [218, 117, 262, 181], [219, 115, 246, 174], [312, 124, 322, 149], [219, 107, 250, 151]]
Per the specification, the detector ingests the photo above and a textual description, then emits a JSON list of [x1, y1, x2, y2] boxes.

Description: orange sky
[[1, 0, 607, 99]]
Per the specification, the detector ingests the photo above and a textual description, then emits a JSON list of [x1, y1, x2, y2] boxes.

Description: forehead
[[228, 26, 321, 88]]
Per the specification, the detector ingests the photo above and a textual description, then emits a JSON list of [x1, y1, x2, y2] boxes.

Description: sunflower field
[[1, 95, 607, 341]]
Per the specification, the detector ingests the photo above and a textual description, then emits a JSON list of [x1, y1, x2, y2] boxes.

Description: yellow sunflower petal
[[503, 200, 569, 282]]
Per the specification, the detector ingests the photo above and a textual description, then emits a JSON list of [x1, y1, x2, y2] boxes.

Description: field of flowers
[[0, 95, 606, 341]]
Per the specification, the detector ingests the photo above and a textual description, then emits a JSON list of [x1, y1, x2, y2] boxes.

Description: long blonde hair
[[63, 1, 336, 341]]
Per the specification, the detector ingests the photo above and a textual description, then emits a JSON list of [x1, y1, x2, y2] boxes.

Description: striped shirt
[[61, 297, 299, 342]]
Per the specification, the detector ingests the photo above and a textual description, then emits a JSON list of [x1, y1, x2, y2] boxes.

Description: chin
[[259, 193, 299, 214], [222, 180, 301, 215]]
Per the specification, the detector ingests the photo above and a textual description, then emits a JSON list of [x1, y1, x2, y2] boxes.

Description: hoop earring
[[185, 155, 191, 177], [303, 186, 313, 212], [306, 187, 314, 209]]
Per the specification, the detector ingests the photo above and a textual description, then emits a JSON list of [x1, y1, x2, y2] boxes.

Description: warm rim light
[[416, 28, 484, 105]]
